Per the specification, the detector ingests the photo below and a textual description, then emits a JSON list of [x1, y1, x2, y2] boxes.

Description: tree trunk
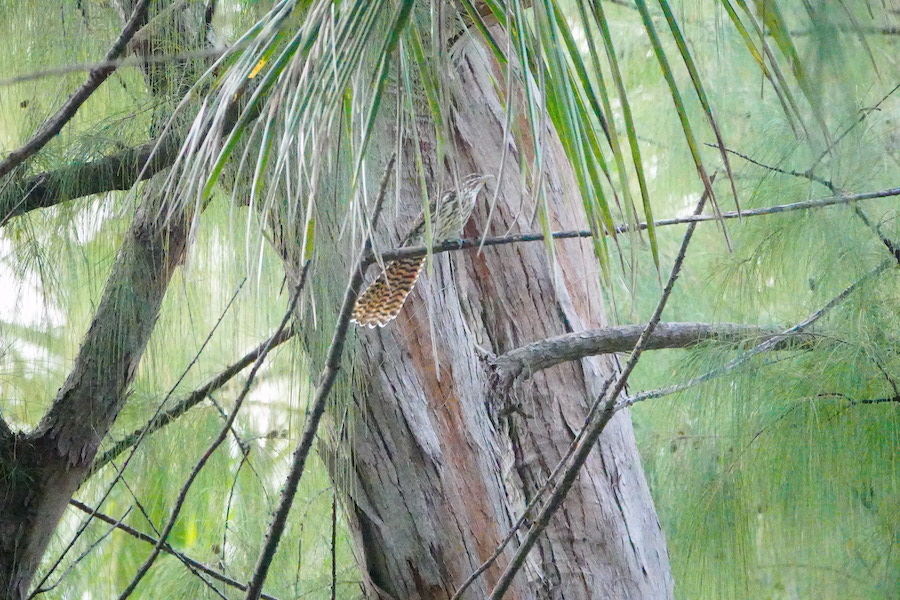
[[320, 28, 674, 600]]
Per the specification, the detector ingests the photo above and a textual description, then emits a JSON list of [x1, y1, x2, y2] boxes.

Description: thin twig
[[808, 82, 900, 172], [115, 261, 311, 600], [617, 259, 894, 409], [852, 395, 900, 405], [0, 47, 230, 88], [330, 491, 338, 600], [242, 155, 396, 600], [851, 207, 900, 265], [30, 292, 247, 600], [374, 186, 900, 264], [711, 137, 900, 264], [67, 500, 283, 600], [0, 0, 151, 179], [30, 507, 131, 596], [87, 278, 250, 476], [487, 182, 711, 599], [704, 143, 836, 191], [89, 324, 296, 475], [780, 26, 900, 36]]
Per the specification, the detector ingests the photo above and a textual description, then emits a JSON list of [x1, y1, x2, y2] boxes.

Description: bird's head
[[461, 173, 493, 197]]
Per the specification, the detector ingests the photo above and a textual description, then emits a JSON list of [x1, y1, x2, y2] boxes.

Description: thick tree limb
[[491, 322, 820, 388], [0, 4, 230, 598], [0, 0, 151, 180], [0, 195, 194, 599], [0, 136, 181, 224], [1, 47, 265, 225]]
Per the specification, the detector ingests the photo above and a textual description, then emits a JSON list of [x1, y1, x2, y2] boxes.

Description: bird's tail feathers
[[350, 256, 426, 327]]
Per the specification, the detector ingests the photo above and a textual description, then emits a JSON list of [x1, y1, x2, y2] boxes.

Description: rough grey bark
[[297, 27, 674, 600]]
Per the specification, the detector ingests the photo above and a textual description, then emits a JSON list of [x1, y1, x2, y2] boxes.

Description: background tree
[[0, 1, 896, 599]]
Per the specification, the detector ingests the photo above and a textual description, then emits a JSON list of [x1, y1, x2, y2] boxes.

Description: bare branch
[[618, 259, 894, 409], [850, 395, 900, 405], [30, 507, 131, 597], [374, 186, 900, 265], [852, 207, 900, 265], [809, 82, 900, 171], [491, 322, 820, 388], [89, 324, 296, 476], [0, 48, 228, 88], [782, 26, 900, 36], [67, 500, 283, 600], [711, 130, 900, 265], [817, 392, 900, 406], [115, 262, 311, 599], [0, 0, 151, 180]]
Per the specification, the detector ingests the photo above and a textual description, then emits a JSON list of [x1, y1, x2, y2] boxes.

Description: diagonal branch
[[242, 155, 396, 600], [0, 0, 151, 180], [617, 259, 894, 409], [67, 500, 283, 600], [115, 262, 311, 599], [89, 324, 297, 476]]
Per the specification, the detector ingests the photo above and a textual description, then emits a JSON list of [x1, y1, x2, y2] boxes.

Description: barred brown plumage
[[351, 174, 491, 328]]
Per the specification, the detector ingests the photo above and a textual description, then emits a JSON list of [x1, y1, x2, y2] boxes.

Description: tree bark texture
[[313, 29, 674, 600]]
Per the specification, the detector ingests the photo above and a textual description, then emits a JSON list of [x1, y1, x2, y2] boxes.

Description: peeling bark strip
[[491, 322, 820, 387]]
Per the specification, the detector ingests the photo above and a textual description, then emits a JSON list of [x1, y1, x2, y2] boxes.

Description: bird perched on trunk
[[352, 173, 491, 328]]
